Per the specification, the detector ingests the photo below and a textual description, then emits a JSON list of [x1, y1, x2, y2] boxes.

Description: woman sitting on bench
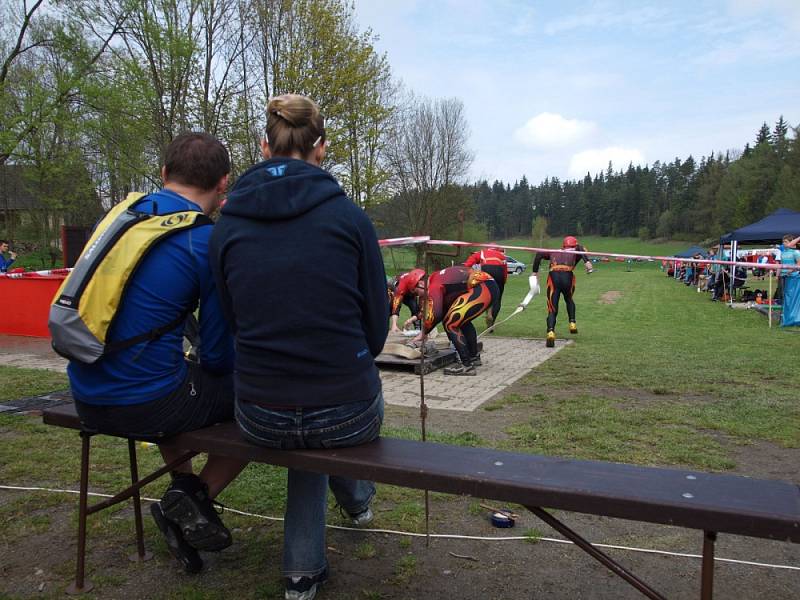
[[210, 93, 389, 600]]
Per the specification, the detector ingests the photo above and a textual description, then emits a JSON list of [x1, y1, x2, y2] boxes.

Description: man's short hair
[[164, 132, 230, 191], [0, 240, 8, 245]]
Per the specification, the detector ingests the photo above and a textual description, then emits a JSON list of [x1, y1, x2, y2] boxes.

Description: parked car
[[506, 256, 527, 274]]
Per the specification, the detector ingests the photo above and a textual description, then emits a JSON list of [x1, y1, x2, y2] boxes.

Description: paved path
[[380, 336, 569, 412], [0, 335, 67, 372], [0, 334, 569, 413]]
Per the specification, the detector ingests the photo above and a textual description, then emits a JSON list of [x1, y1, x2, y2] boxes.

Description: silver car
[[506, 256, 527, 274]]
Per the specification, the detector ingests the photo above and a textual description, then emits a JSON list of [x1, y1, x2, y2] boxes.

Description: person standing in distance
[[532, 235, 592, 347]]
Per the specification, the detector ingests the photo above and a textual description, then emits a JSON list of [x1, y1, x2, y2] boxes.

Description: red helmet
[[562, 236, 578, 249], [406, 268, 426, 289]]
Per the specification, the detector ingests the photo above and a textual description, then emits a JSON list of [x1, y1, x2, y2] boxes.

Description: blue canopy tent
[[671, 246, 708, 280], [719, 208, 800, 322], [674, 245, 708, 258], [720, 208, 800, 246]]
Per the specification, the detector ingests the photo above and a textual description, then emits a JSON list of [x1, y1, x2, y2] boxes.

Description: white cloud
[[568, 147, 646, 178], [513, 112, 597, 148]]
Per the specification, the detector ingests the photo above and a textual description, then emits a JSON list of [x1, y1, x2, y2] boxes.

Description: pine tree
[[756, 123, 772, 145], [772, 116, 790, 161]]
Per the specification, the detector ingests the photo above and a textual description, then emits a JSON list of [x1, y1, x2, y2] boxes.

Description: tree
[[383, 94, 473, 262], [0, 0, 127, 166], [531, 215, 548, 247]]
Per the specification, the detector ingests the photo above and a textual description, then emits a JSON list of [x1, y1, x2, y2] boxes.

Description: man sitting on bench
[[66, 133, 247, 573]]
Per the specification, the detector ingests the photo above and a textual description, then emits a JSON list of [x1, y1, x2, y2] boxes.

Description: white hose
[[478, 275, 540, 338], [2, 484, 797, 572]]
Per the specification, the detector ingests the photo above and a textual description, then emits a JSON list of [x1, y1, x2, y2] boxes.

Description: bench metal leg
[[701, 531, 716, 600], [526, 505, 667, 600], [127, 439, 153, 563], [66, 432, 94, 595]]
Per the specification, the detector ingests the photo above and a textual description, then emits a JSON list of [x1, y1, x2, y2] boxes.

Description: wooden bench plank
[[43, 403, 800, 544]]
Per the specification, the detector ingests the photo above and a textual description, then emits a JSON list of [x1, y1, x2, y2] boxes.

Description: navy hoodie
[[210, 158, 389, 408]]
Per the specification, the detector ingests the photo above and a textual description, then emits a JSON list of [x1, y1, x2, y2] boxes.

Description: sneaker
[[444, 364, 477, 376], [161, 473, 232, 552], [545, 331, 556, 348], [569, 322, 578, 334], [150, 503, 203, 574], [347, 507, 374, 527], [470, 355, 482, 367], [285, 568, 328, 600]]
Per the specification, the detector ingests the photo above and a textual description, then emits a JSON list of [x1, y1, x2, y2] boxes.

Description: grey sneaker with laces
[[348, 507, 374, 527], [444, 364, 476, 376]]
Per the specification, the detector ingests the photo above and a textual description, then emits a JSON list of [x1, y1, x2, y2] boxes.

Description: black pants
[[482, 264, 506, 320], [74, 362, 234, 441], [546, 271, 575, 332]]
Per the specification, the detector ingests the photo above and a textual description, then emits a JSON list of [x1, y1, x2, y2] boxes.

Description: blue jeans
[[235, 391, 383, 579]]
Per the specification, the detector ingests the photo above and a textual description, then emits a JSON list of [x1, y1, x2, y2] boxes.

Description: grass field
[[1, 236, 798, 599]]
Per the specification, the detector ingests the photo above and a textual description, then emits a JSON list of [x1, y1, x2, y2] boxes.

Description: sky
[[352, 0, 800, 185]]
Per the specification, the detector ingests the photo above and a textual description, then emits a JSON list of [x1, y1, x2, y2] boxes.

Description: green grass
[[0, 236, 798, 597], [0, 366, 68, 402]]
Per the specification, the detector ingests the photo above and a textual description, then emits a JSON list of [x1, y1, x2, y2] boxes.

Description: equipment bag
[[48, 192, 212, 363]]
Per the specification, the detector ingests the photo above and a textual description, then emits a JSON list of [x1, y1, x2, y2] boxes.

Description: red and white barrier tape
[[384, 237, 800, 272], [0, 268, 73, 279]]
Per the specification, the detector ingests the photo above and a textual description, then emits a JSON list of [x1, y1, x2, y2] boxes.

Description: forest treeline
[[465, 118, 800, 243]]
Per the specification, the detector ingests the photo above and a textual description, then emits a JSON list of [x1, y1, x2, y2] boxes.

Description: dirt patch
[[2, 389, 799, 599], [598, 290, 623, 304]]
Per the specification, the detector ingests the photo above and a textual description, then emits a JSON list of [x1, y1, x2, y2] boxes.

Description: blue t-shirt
[[0, 253, 15, 272], [68, 189, 234, 405], [780, 246, 800, 277]]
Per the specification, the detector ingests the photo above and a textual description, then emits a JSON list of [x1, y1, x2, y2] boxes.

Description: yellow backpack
[[48, 192, 211, 363]]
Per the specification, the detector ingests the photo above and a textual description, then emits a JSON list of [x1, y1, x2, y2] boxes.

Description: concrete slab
[[380, 336, 570, 412], [0, 334, 571, 413], [0, 335, 67, 373]]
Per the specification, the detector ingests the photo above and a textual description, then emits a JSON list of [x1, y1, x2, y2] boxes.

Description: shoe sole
[[546, 338, 555, 348], [161, 490, 232, 552], [150, 503, 203, 574]]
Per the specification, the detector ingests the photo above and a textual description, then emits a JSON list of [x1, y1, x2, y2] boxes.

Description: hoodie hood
[[222, 158, 343, 221]]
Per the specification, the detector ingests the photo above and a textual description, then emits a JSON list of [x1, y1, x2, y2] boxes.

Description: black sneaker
[[470, 355, 482, 367], [161, 474, 232, 552], [150, 502, 203, 574], [285, 567, 328, 600], [444, 364, 477, 376]]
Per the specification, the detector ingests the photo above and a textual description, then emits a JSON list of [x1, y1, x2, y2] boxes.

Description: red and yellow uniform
[[389, 268, 425, 317], [463, 246, 507, 321], [420, 266, 497, 368], [532, 236, 591, 346]]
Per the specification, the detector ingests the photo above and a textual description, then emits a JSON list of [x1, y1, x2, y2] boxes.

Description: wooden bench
[[42, 403, 800, 599]]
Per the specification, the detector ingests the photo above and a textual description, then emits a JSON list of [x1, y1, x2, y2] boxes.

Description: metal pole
[[525, 505, 667, 600], [127, 439, 153, 562], [66, 433, 94, 595], [729, 241, 737, 304], [768, 269, 773, 328], [701, 531, 717, 600], [420, 245, 430, 548]]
